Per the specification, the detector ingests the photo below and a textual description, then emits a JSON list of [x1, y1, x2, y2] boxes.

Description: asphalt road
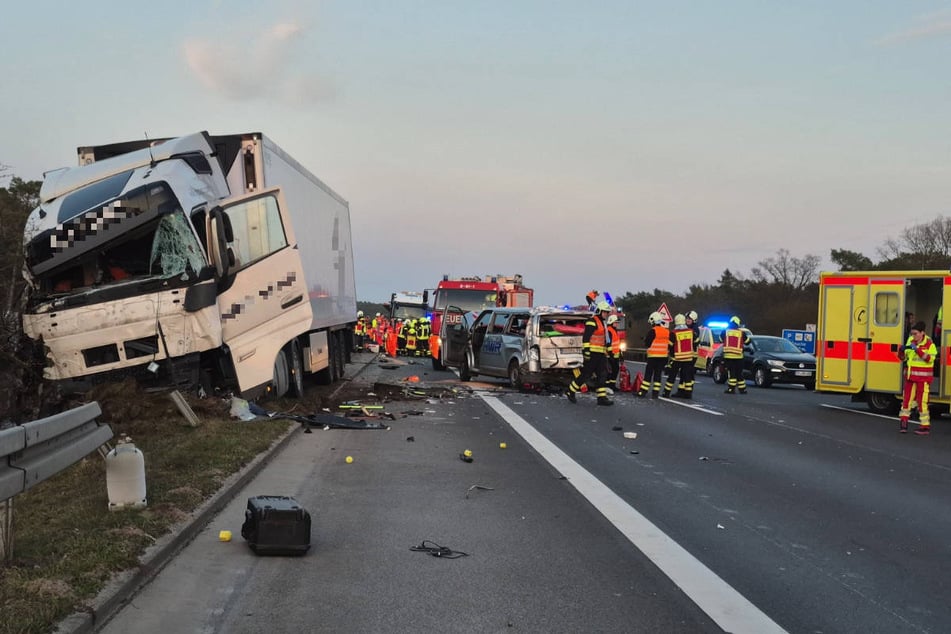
[[95, 358, 951, 634]]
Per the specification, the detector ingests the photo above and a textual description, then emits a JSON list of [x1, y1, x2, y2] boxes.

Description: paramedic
[[900, 321, 936, 435]]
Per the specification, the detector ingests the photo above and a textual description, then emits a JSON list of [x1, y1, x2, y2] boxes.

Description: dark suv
[[710, 335, 816, 389]]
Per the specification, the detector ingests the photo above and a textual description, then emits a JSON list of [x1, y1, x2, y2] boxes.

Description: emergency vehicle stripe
[[870, 279, 904, 285], [945, 276, 951, 285], [822, 276, 868, 285], [820, 341, 900, 363]]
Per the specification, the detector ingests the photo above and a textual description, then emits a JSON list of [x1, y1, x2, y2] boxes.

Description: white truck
[[21, 131, 357, 399]]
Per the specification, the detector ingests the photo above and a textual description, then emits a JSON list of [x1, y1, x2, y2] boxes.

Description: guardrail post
[[0, 498, 12, 561]]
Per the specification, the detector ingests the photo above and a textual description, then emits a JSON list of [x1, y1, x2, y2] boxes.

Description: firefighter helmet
[[596, 300, 611, 312], [357, 310, 364, 317], [606, 314, 618, 326], [730, 315, 741, 326], [687, 310, 698, 321], [648, 311, 663, 325], [674, 313, 686, 327]]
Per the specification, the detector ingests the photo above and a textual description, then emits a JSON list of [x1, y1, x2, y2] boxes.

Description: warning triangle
[[656, 303, 672, 323]]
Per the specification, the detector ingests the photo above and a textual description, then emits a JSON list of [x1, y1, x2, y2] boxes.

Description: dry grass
[[0, 379, 313, 634]]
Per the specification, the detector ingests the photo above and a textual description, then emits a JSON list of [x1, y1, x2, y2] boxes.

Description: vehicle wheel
[[753, 366, 772, 388], [459, 355, 472, 382], [705, 359, 712, 375], [712, 362, 726, 384], [508, 359, 523, 390], [803, 381, 815, 391], [432, 356, 444, 371], [271, 348, 290, 398], [867, 391, 900, 415], [287, 340, 305, 398]]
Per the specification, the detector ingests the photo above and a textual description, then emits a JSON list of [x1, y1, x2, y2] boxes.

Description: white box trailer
[[22, 131, 357, 399]]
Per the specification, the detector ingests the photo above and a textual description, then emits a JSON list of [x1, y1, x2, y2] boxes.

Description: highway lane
[[98, 360, 717, 634], [501, 363, 951, 633]]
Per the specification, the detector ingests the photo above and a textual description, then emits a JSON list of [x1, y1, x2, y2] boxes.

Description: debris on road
[[465, 484, 494, 499], [409, 540, 469, 559]]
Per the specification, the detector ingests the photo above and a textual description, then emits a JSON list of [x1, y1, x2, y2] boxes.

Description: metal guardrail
[[0, 402, 113, 502]]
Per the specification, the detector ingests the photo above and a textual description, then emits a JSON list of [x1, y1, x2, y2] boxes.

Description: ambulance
[[816, 270, 946, 414]]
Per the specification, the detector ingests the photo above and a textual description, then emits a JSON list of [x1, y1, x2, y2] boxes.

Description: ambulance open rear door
[[817, 276, 868, 391], [864, 279, 905, 397]]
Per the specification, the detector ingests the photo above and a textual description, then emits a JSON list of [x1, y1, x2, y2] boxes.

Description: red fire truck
[[429, 274, 533, 370]]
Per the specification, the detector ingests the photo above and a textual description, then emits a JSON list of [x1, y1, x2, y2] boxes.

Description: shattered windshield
[[33, 182, 207, 298]]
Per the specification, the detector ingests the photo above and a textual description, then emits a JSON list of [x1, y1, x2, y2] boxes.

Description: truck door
[[864, 279, 904, 395], [440, 306, 471, 369], [211, 188, 311, 393], [817, 276, 867, 390], [942, 278, 951, 397]]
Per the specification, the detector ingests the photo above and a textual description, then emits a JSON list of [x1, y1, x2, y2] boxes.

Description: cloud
[[182, 20, 334, 103], [876, 10, 951, 46]]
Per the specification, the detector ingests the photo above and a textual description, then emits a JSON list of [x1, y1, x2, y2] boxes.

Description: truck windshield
[[392, 304, 428, 320], [433, 289, 498, 312], [31, 182, 206, 299]]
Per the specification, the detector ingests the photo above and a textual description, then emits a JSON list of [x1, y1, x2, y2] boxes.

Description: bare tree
[[878, 216, 951, 269], [751, 249, 821, 291]]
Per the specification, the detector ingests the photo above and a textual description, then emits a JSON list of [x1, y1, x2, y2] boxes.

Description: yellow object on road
[[219, 530, 232, 542]]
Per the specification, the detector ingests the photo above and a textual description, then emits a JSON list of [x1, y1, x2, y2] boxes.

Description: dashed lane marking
[[658, 396, 724, 416], [480, 394, 788, 634], [820, 403, 924, 426]]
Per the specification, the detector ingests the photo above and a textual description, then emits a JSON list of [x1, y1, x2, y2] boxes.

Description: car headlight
[[767, 359, 785, 368]]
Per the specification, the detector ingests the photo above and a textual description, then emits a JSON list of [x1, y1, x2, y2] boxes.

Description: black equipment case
[[241, 495, 311, 556]]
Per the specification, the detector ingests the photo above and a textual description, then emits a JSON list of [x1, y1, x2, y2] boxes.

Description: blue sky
[[2, 1, 950, 306]]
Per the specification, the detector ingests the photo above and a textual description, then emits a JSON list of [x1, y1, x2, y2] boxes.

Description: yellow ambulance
[[816, 270, 946, 414]]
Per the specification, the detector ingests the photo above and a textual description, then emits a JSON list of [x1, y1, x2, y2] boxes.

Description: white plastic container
[[105, 436, 147, 510]]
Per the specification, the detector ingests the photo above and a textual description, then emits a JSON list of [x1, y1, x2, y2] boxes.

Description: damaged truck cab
[[22, 131, 357, 399]]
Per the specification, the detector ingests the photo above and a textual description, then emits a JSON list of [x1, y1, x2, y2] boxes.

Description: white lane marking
[[820, 403, 895, 421], [480, 394, 788, 634], [658, 396, 724, 416], [820, 403, 924, 426]]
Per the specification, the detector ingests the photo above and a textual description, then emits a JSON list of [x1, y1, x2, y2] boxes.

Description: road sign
[[782, 329, 816, 354], [656, 303, 672, 323]]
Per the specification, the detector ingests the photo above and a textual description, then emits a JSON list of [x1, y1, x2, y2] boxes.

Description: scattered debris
[[406, 436, 415, 442], [623, 432, 637, 439], [629, 450, 639, 455], [612, 425, 623, 431], [409, 540, 469, 559], [465, 484, 494, 499], [699, 456, 709, 461], [459, 452, 473, 463], [717, 524, 725, 530]]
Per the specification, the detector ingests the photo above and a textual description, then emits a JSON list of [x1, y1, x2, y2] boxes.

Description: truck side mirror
[[422, 290, 429, 304]]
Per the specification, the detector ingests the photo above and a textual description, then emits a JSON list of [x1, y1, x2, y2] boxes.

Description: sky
[[1, 1, 950, 306]]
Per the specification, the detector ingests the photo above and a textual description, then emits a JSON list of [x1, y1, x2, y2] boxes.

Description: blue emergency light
[[603, 292, 613, 305], [706, 320, 730, 329]]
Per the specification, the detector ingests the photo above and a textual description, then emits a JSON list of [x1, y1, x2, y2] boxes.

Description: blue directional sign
[[783, 329, 816, 354]]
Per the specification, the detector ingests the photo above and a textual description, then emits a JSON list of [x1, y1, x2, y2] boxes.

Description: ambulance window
[[873, 292, 900, 326]]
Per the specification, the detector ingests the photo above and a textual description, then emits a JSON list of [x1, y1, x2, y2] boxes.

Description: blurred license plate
[[794, 371, 811, 377]]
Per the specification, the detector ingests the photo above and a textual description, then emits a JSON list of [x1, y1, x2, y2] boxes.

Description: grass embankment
[[0, 379, 293, 634]]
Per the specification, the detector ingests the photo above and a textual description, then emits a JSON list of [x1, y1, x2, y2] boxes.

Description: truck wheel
[[508, 360, 523, 390], [753, 366, 772, 388], [712, 362, 726, 384], [287, 340, 305, 398], [271, 349, 290, 398], [867, 391, 900, 415], [432, 356, 444, 371], [459, 355, 472, 382]]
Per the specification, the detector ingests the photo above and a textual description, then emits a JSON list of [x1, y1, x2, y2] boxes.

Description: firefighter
[[720, 315, 750, 394], [396, 319, 407, 355], [677, 310, 700, 397], [353, 311, 367, 351], [664, 314, 695, 398], [899, 320, 937, 435], [566, 300, 613, 406], [605, 314, 621, 391], [405, 319, 418, 356], [416, 317, 431, 357], [637, 312, 670, 398], [585, 289, 600, 308]]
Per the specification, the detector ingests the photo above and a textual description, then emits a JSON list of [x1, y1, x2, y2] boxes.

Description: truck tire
[[287, 340, 305, 398], [271, 349, 290, 398], [753, 366, 772, 388], [867, 391, 900, 415], [508, 359, 523, 390]]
